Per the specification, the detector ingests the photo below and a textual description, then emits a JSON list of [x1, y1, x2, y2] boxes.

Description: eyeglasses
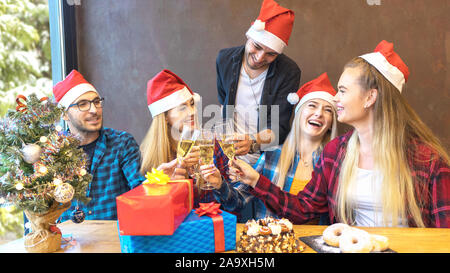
[[68, 97, 105, 112]]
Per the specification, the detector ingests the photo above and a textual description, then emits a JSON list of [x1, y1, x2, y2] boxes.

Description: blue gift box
[[118, 209, 236, 253]]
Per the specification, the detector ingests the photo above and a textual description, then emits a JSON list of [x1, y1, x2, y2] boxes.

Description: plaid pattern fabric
[[59, 127, 145, 223], [250, 130, 450, 227], [213, 142, 321, 222]]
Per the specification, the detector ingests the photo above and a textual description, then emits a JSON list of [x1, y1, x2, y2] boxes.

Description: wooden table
[[0, 220, 449, 253]]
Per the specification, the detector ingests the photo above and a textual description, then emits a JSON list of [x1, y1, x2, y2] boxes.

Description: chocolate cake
[[236, 217, 305, 253]]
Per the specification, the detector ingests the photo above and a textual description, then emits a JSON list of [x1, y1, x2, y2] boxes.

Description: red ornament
[[49, 225, 61, 235]]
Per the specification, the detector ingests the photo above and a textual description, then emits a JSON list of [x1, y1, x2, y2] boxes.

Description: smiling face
[[63, 91, 103, 135], [244, 39, 279, 71], [334, 67, 373, 127], [166, 98, 196, 134], [298, 98, 334, 140]]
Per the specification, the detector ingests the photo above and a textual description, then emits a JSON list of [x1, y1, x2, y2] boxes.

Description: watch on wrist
[[249, 139, 260, 154]]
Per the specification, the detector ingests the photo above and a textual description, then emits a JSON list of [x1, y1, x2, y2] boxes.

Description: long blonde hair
[[274, 102, 337, 189], [139, 113, 175, 174], [336, 57, 449, 227]]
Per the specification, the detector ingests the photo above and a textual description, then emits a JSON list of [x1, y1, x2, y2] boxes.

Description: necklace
[[242, 61, 261, 112]]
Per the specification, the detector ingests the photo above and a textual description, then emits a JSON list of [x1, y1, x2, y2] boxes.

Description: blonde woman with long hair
[[140, 69, 201, 178], [228, 40, 450, 228], [200, 73, 338, 222], [140, 69, 218, 205]]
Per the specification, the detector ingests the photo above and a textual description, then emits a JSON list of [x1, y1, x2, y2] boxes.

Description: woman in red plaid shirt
[[229, 40, 450, 228]]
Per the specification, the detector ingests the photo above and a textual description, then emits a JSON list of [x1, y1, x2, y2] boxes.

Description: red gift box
[[116, 179, 193, 236]]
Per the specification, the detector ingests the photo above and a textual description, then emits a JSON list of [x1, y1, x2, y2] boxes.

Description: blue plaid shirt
[[59, 127, 145, 222], [213, 145, 321, 222]]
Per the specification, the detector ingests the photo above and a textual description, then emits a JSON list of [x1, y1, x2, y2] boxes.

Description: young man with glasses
[[52, 69, 145, 223]]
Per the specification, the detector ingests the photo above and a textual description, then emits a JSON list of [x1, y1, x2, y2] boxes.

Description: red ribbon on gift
[[195, 202, 225, 252]]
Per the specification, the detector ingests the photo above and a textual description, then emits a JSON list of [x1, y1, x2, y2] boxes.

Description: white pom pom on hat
[[287, 92, 299, 105]]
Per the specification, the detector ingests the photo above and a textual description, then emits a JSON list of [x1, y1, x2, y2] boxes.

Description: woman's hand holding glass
[[157, 158, 188, 180], [228, 158, 260, 188], [199, 164, 222, 190]]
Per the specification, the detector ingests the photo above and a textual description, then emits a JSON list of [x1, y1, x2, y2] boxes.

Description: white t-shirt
[[234, 66, 268, 165], [351, 168, 407, 227]]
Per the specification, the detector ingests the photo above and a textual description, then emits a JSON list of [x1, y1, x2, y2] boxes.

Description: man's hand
[[234, 134, 252, 156]]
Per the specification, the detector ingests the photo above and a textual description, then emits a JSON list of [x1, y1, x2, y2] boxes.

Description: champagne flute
[[198, 129, 215, 190], [175, 126, 199, 177], [214, 119, 240, 182]]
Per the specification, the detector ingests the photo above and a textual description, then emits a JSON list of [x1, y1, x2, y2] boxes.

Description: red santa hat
[[359, 40, 410, 92], [245, 0, 295, 54], [288, 72, 337, 113], [53, 69, 98, 109], [287, 73, 338, 136], [147, 69, 200, 118]]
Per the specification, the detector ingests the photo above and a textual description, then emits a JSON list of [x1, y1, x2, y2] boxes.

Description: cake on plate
[[236, 217, 305, 253]]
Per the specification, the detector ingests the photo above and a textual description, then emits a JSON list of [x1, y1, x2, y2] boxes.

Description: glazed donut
[[322, 223, 351, 247], [370, 234, 389, 252], [339, 228, 372, 253]]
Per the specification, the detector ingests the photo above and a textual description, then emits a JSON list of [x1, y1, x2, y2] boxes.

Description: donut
[[259, 226, 271, 235], [322, 223, 351, 247], [338, 228, 372, 253], [370, 234, 389, 252]]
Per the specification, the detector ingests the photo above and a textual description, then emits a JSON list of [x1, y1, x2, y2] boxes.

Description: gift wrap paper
[[116, 180, 193, 236], [118, 210, 236, 253]]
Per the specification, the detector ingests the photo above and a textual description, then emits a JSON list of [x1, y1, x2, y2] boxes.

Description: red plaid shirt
[[250, 130, 450, 228]]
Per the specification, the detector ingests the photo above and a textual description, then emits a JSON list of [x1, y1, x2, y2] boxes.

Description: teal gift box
[[118, 209, 236, 253]]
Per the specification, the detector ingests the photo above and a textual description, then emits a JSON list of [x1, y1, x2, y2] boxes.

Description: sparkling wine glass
[[214, 119, 240, 182], [175, 126, 199, 177], [198, 128, 215, 190]]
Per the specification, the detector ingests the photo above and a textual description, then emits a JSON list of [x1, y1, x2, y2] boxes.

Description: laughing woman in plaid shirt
[[51, 70, 146, 223], [201, 73, 338, 223], [228, 41, 450, 228]]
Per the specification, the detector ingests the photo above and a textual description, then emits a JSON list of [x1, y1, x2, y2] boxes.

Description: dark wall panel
[[75, 0, 449, 147]]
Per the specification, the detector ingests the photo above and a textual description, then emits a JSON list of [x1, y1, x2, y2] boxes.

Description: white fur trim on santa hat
[[359, 52, 405, 92], [148, 86, 194, 118], [294, 91, 336, 114], [58, 83, 98, 109], [246, 25, 286, 54], [287, 92, 299, 105]]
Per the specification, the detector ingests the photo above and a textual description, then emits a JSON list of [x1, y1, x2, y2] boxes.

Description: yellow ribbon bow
[[143, 168, 170, 185]]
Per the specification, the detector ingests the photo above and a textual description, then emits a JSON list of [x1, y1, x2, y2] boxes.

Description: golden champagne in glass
[[198, 129, 215, 190]]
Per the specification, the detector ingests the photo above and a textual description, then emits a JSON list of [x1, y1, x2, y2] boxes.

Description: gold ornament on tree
[[53, 183, 75, 203]]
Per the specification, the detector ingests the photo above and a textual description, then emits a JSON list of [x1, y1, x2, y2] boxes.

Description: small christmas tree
[[0, 93, 91, 252]]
